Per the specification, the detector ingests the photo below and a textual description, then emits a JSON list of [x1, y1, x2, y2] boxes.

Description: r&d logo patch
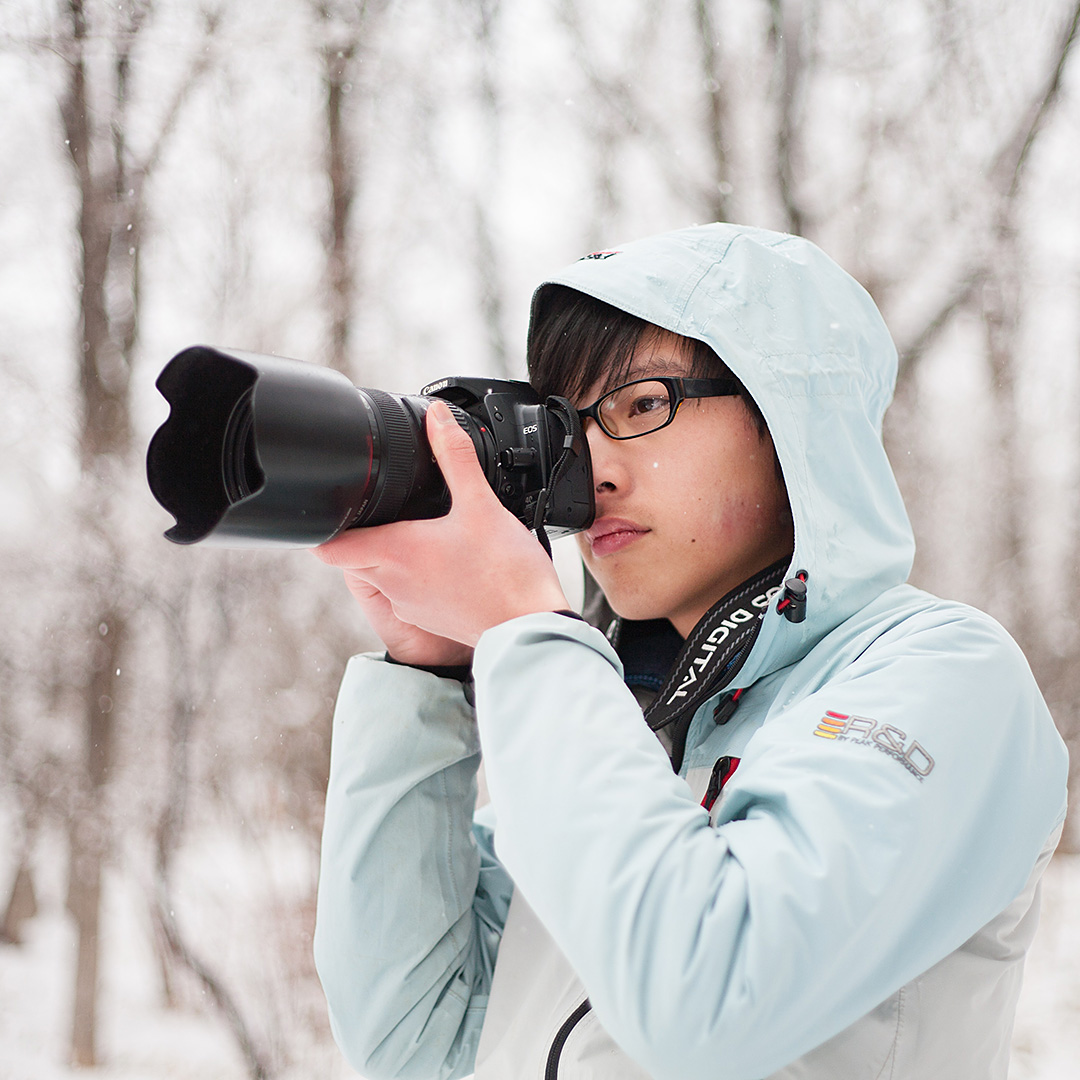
[[813, 711, 935, 781]]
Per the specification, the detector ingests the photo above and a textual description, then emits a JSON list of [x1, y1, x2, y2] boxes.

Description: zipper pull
[[712, 687, 744, 725], [702, 756, 741, 812]]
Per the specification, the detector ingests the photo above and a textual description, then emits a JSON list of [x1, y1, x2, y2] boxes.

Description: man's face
[[574, 330, 794, 638]]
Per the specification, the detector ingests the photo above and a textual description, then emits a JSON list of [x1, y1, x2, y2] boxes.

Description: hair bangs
[[527, 286, 654, 403]]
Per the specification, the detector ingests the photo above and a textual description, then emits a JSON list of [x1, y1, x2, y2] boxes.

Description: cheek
[[698, 495, 759, 543], [668, 463, 784, 546]]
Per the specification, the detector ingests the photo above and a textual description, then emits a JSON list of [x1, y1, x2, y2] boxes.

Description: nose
[[583, 418, 626, 495]]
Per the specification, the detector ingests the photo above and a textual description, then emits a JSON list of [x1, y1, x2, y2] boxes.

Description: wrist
[[384, 652, 472, 682]]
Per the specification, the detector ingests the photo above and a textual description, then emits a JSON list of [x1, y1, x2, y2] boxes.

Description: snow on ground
[[0, 824, 361, 1080], [1, 835, 1078, 1079], [0, 905, 245, 1080], [1008, 852, 1080, 1080]]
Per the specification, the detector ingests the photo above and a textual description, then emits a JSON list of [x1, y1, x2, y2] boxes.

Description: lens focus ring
[[361, 389, 421, 526]]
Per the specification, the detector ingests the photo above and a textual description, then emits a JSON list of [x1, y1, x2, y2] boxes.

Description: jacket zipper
[[544, 998, 592, 1080]]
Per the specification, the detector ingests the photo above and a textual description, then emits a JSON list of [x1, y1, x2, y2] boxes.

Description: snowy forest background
[[1, 0, 1079, 1077]]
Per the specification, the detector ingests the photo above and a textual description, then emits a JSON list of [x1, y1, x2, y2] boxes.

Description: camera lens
[[147, 347, 596, 548], [148, 347, 381, 546], [221, 387, 263, 504], [354, 389, 451, 527], [147, 347, 492, 546]]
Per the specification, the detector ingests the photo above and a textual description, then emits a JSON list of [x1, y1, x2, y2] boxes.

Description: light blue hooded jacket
[[314, 224, 1068, 1079]]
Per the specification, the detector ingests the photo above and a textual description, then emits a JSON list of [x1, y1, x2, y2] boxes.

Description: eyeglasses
[[577, 376, 741, 440]]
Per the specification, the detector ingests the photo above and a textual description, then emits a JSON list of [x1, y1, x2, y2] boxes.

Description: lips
[[584, 516, 650, 557]]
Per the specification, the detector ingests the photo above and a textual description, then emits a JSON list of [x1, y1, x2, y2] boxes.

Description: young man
[[312, 223, 1068, 1079]]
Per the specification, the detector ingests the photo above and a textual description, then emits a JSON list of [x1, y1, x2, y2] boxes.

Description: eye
[[627, 391, 670, 417]]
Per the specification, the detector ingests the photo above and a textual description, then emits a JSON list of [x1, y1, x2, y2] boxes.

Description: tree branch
[[991, 0, 1080, 200], [152, 879, 273, 1080], [896, 270, 985, 394], [556, 0, 705, 215], [897, 0, 1080, 384], [130, 8, 220, 184]]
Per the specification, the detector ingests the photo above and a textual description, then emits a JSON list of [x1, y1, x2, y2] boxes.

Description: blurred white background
[[1, 1, 1078, 1076]]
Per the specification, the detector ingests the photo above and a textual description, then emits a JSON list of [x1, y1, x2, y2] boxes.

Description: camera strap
[[639, 558, 789, 736]]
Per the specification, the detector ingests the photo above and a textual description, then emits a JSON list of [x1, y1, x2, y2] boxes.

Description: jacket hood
[[528, 223, 915, 684]]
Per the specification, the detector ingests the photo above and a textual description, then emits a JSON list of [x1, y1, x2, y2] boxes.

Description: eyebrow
[[624, 358, 692, 380]]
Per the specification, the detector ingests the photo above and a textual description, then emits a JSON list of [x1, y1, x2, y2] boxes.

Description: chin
[[586, 561, 682, 624], [601, 587, 673, 625]]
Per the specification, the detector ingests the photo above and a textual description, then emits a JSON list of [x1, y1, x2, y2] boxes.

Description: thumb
[[426, 400, 492, 503]]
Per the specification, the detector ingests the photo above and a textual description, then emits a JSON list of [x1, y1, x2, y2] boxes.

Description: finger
[[339, 574, 413, 640], [313, 529, 385, 570], [425, 401, 494, 505], [341, 570, 382, 599]]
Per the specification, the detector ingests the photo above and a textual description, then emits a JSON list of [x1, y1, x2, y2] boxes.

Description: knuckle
[[448, 438, 478, 463]]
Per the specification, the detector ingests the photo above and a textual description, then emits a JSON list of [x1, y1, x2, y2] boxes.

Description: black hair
[[527, 284, 769, 440]]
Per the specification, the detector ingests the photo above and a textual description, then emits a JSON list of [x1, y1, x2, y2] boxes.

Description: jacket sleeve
[[313, 654, 513, 1080], [471, 610, 1069, 1080]]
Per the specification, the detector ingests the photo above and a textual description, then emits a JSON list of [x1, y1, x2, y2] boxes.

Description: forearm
[[314, 654, 506, 1080]]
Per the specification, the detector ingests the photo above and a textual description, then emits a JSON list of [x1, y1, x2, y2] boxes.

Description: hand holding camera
[[313, 402, 570, 661]]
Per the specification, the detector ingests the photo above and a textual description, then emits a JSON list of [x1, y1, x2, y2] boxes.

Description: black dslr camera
[[146, 346, 595, 548]]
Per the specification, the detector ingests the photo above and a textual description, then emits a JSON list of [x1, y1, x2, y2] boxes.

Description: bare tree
[[323, 32, 358, 376], [145, 558, 273, 1078], [765, 0, 814, 236], [311, 0, 390, 376], [0, 654, 42, 947], [887, 0, 1080, 844], [894, 0, 1080, 389], [49, 0, 216, 1064], [466, 0, 513, 377], [558, 0, 710, 242], [695, 0, 735, 223]]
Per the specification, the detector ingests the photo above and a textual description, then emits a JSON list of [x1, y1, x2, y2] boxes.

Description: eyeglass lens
[[597, 380, 675, 438]]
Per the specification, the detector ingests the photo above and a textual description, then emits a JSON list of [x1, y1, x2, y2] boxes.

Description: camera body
[[146, 346, 595, 547]]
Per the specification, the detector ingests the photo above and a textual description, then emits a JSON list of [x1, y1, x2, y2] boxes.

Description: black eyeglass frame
[[577, 376, 742, 440]]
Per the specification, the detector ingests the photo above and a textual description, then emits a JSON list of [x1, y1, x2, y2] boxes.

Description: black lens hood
[[147, 346, 374, 546]]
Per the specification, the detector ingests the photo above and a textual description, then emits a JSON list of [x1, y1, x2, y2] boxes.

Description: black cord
[[531, 396, 583, 560]]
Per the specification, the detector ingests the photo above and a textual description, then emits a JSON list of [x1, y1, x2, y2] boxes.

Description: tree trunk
[[694, 0, 733, 223], [323, 40, 357, 376], [57, 0, 138, 1064], [66, 600, 126, 1067], [0, 859, 39, 946], [67, 817, 104, 1066], [767, 0, 810, 237]]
